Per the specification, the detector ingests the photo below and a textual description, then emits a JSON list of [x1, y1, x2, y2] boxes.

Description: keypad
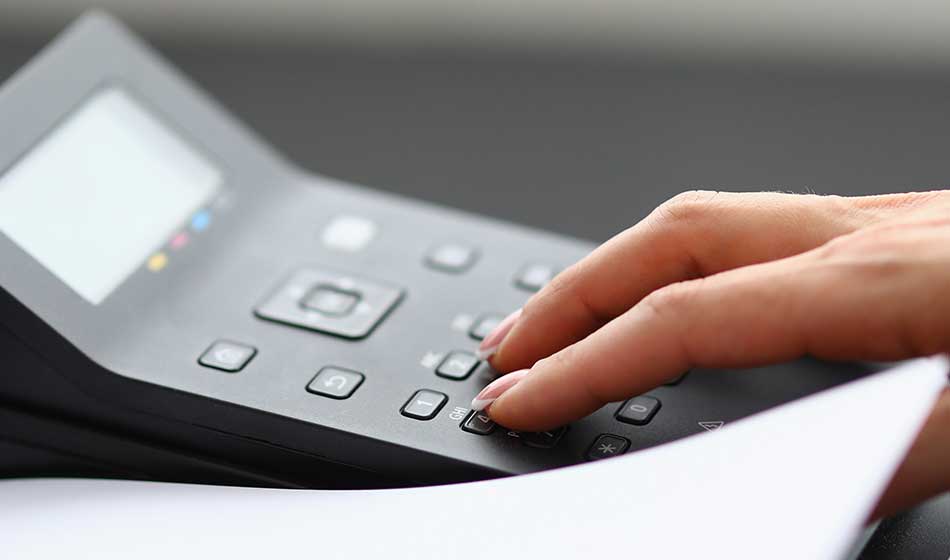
[[425, 243, 478, 273], [514, 263, 557, 292], [436, 351, 479, 380], [255, 268, 403, 339], [307, 367, 364, 399], [469, 314, 503, 341], [401, 390, 448, 420], [615, 396, 661, 425], [461, 411, 496, 435], [586, 434, 630, 461], [198, 340, 256, 372]]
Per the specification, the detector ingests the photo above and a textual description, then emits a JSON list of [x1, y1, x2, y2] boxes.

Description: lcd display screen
[[0, 87, 221, 304]]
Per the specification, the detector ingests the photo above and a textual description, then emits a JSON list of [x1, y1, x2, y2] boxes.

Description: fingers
[[488, 191, 938, 373], [485, 220, 950, 430]]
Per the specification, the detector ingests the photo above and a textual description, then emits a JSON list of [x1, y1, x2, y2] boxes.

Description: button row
[[424, 243, 558, 293], [460, 411, 566, 449]]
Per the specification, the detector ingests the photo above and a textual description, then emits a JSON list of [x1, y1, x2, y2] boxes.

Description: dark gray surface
[[2, 29, 949, 559]]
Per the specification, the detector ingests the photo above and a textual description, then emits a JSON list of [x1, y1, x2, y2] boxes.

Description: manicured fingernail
[[471, 369, 530, 411], [476, 308, 522, 360]]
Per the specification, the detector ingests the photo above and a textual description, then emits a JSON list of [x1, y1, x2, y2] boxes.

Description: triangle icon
[[699, 421, 725, 431]]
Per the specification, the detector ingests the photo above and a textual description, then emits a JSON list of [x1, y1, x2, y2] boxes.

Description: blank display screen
[[0, 88, 221, 304]]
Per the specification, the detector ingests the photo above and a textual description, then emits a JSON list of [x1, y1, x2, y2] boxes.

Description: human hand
[[473, 190, 950, 518]]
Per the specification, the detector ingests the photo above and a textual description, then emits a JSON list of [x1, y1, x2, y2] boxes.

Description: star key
[[586, 434, 631, 461]]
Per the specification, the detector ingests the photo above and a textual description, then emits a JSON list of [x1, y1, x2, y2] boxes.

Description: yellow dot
[[147, 252, 168, 272]]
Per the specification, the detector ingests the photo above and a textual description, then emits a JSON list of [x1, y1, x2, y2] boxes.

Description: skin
[[484, 190, 950, 519]]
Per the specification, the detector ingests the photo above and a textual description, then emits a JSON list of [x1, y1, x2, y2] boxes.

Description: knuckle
[[640, 280, 700, 319], [652, 190, 722, 227]]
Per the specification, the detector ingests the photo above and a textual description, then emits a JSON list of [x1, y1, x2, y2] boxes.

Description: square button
[[521, 427, 567, 449], [514, 263, 558, 292], [436, 351, 480, 380], [461, 410, 496, 435], [469, 315, 503, 341], [321, 215, 377, 253], [401, 390, 448, 420], [255, 268, 404, 340], [301, 285, 360, 316], [307, 367, 364, 399], [425, 243, 478, 273], [616, 396, 661, 425], [586, 434, 630, 461], [198, 340, 256, 372]]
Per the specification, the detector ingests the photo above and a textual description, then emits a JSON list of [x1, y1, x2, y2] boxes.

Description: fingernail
[[470, 369, 530, 411], [476, 308, 522, 360]]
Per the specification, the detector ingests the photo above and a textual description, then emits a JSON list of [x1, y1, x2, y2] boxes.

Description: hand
[[474, 190, 950, 518]]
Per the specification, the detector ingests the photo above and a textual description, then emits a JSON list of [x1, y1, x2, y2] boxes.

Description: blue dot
[[190, 210, 211, 232]]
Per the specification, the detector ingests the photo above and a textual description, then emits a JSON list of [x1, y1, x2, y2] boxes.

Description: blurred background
[[2, 2, 950, 556], [2, 1, 950, 242]]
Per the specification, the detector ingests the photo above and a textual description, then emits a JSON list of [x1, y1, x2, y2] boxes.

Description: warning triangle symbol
[[699, 421, 725, 431]]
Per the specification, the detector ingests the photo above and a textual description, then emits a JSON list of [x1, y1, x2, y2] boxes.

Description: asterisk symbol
[[598, 443, 618, 454]]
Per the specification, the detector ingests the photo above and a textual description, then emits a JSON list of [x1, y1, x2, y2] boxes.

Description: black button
[[586, 434, 630, 461], [301, 285, 360, 316], [307, 367, 364, 399], [664, 371, 688, 386], [425, 244, 478, 273], [469, 314, 503, 341], [616, 396, 661, 425], [198, 340, 256, 372], [461, 410, 496, 435], [514, 263, 557, 292], [436, 351, 479, 380], [401, 390, 448, 420], [521, 427, 567, 449]]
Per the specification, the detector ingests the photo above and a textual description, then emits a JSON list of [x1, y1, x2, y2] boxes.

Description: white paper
[[2, 357, 947, 560]]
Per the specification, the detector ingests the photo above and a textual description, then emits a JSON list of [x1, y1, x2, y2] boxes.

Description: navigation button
[[461, 411, 496, 435], [307, 367, 364, 399], [586, 434, 630, 461], [616, 396, 661, 425], [436, 351, 479, 380], [401, 390, 448, 420], [425, 244, 478, 273], [198, 340, 256, 372], [301, 285, 360, 316]]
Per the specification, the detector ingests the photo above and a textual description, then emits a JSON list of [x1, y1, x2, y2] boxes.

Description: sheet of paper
[[2, 357, 946, 560]]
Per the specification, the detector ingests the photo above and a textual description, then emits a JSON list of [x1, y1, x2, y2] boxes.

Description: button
[[461, 410, 496, 435], [301, 285, 360, 316], [198, 340, 256, 372], [521, 427, 567, 449], [514, 263, 557, 292], [307, 367, 364, 399], [436, 351, 480, 380], [616, 396, 661, 425], [255, 268, 404, 340], [401, 390, 448, 420], [425, 243, 478, 273], [469, 314, 503, 341], [586, 434, 630, 461], [321, 215, 377, 252]]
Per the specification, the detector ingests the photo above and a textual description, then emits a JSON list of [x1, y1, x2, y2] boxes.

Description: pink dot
[[170, 232, 189, 250]]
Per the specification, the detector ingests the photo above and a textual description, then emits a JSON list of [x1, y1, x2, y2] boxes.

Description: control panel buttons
[[586, 434, 630, 461], [321, 215, 377, 253], [461, 410, 496, 435], [401, 390, 449, 420], [301, 285, 360, 317], [521, 427, 567, 449], [514, 263, 558, 292], [307, 367, 365, 399], [198, 340, 256, 372], [436, 351, 480, 380], [255, 268, 404, 339], [425, 243, 478, 273], [616, 396, 661, 425], [469, 314, 503, 341]]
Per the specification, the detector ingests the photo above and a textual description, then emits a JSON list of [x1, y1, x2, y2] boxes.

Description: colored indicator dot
[[170, 232, 189, 250], [190, 210, 211, 232], [147, 252, 168, 272]]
